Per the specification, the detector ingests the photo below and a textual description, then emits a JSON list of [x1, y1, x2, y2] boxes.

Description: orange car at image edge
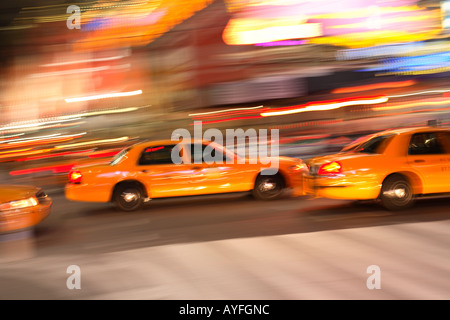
[[304, 125, 450, 210], [0, 185, 52, 233]]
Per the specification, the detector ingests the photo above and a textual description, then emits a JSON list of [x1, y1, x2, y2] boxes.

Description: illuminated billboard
[[223, 0, 443, 47]]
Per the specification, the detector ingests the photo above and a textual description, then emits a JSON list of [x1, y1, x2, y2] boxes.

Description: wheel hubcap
[[394, 188, 406, 198], [122, 192, 138, 203], [260, 181, 275, 192]]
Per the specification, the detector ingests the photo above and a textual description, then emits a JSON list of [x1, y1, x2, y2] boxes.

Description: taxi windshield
[[110, 147, 130, 165]]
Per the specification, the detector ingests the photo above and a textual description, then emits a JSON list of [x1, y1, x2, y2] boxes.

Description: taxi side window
[[408, 132, 444, 155], [188, 143, 228, 163], [138, 145, 181, 165]]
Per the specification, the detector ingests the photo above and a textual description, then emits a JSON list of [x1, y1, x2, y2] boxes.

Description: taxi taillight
[[318, 161, 342, 175], [69, 170, 83, 184]]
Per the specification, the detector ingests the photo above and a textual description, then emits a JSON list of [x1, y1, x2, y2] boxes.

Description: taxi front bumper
[[303, 174, 381, 200]]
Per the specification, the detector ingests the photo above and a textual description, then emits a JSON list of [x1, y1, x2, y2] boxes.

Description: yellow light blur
[[261, 96, 388, 117], [65, 90, 142, 103], [55, 136, 130, 149], [223, 18, 321, 45]]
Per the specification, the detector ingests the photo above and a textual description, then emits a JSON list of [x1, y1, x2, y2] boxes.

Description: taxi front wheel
[[114, 184, 144, 211], [380, 175, 415, 211]]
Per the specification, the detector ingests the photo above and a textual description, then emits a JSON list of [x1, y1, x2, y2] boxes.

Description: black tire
[[380, 175, 415, 211], [114, 184, 144, 212], [252, 173, 285, 200]]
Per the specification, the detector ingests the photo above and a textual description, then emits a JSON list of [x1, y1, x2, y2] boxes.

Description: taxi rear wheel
[[252, 173, 285, 200], [380, 175, 415, 211], [114, 184, 144, 211]]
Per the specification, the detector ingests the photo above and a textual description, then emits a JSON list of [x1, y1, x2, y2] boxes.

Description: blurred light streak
[[373, 97, 450, 111], [189, 105, 264, 117], [41, 55, 127, 67], [192, 109, 267, 120], [190, 116, 262, 125], [1, 133, 62, 144], [65, 90, 142, 103], [54, 137, 129, 149], [9, 164, 77, 176], [378, 66, 450, 76], [29, 66, 112, 78], [0, 148, 32, 155], [14, 149, 95, 162], [59, 106, 141, 119], [388, 89, 450, 98], [0, 137, 75, 150], [0, 148, 54, 161], [88, 150, 120, 159], [261, 96, 388, 117], [0, 118, 82, 132], [0, 133, 25, 138], [332, 80, 416, 94], [0, 133, 86, 149]]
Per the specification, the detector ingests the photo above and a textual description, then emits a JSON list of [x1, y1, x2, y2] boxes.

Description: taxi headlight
[[0, 197, 39, 211], [289, 163, 307, 171]]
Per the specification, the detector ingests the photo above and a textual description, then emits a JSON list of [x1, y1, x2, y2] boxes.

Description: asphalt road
[[1, 191, 449, 299]]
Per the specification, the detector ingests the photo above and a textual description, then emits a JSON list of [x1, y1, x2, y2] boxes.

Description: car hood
[[0, 185, 41, 203]]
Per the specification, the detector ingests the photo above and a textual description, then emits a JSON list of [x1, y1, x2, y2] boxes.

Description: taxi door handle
[[192, 166, 202, 170], [414, 159, 425, 163]]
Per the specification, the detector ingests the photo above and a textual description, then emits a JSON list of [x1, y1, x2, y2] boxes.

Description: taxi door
[[136, 144, 202, 198], [407, 131, 450, 194], [185, 142, 254, 194]]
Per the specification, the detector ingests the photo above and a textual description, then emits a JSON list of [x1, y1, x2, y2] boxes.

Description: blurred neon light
[[65, 90, 142, 103], [189, 105, 263, 117], [332, 80, 416, 94], [223, 19, 321, 45], [261, 96, 388, 117], [255, 40, 307, 46]]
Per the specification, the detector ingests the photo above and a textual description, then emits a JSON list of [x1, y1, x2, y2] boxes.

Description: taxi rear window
[[354, 134, 394, 154]]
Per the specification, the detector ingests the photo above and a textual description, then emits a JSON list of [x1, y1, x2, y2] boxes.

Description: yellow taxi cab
[[0, 185, 52, 233], [304, 125, 450, 210], [65, 139, 308, 211]]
